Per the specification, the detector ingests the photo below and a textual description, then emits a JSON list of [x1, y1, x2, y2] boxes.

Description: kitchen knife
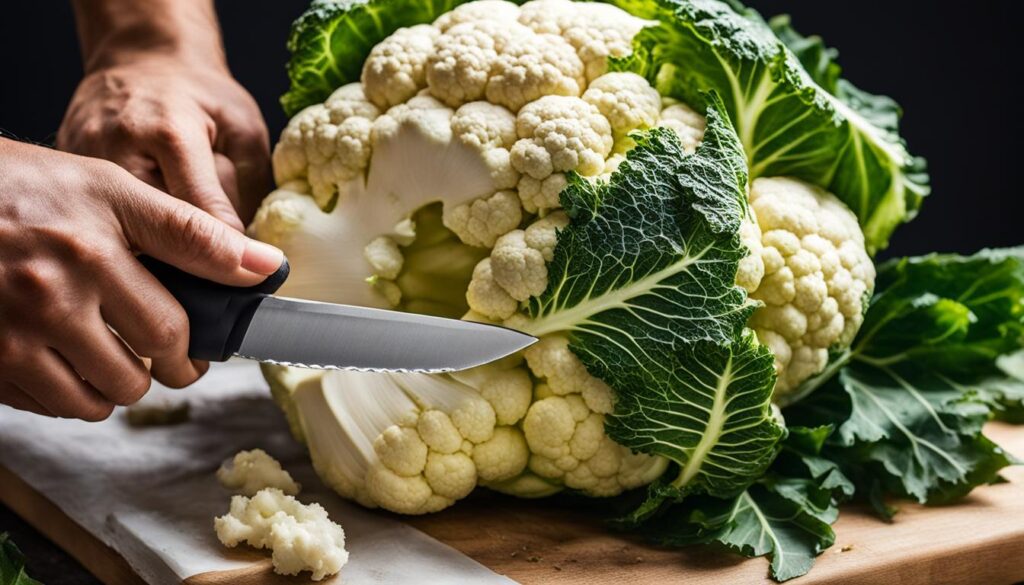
[[140, 256, 536, 373]]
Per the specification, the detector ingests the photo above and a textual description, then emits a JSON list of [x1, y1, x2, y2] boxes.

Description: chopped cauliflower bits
[[214, 488, 348, 581], [217, 449, 301, 497]]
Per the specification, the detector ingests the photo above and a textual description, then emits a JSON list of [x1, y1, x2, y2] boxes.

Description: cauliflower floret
[[518, 0, 651, 80], [362, 25, 440, 109], [489, 230, 549, 301], [214, 488, 348, 581], [736, 218, 766, 294], [434, 0, 522, 32], [511, 96, 613, 180], [523, 211, 569, 262], [522, 391, 665, 495], [517, 173, 568, 214], [657, 100, 707, 154], [523, 335, 613, 413], [583, 72, 661, 137], [272, 101, 376, 208], [466, 258, 519, 319], [443, 190, 523, 248], [473, 426, 530, 481], [364, 236, 404, 280], [745, 177, 875, 396], [427, 21, 526, 108], [217, 449, 301, 497], [424, 452, 478, 499], [450, 101, 518, 149], [486, 33, 586, 112], [325, 83, 382, 122]]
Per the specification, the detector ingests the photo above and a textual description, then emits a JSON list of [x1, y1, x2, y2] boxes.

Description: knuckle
[[0, 336, 23, 368], [144, 309, 188, 357], [9, 261, 60, 305], [150, 121, 186, 149], [176, 207, 228, 259], [111, 370, 151, 406]]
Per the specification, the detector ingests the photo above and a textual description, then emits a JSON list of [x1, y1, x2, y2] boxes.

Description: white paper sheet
[[0, 361, 514, 584]]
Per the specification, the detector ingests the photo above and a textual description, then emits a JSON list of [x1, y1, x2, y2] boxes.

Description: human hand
[[57, 57, 271, 231], [0, 139, 283, 420]]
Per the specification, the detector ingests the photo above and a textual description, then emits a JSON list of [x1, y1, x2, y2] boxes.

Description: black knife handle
[[139, 255, 290, 362]]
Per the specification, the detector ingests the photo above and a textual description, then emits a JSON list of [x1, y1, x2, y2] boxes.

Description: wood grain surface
[[4, 423, 1023, 585]]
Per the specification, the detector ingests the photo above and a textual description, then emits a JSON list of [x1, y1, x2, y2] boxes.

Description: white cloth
[[0, 361, 513, 584]]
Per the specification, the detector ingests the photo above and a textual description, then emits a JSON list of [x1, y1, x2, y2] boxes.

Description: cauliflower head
[[254, 0, 880, 517]]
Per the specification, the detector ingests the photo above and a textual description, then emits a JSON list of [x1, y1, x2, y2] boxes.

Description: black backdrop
[[2, 1, 1021, 260]]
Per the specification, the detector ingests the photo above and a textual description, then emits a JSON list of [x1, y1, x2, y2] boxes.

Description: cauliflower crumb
[[217, 449, 301, 497], [214, 488, 348, 581]]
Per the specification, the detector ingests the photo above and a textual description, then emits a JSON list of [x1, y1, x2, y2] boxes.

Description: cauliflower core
[[254, 0, 875, 517], [215, 488, 348, 581]]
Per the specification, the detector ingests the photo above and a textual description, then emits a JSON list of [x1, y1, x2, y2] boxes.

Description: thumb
[[115, 182, 283, 287]]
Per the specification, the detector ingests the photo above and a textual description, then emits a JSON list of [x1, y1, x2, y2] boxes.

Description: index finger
[[152, 121, 245, 232]]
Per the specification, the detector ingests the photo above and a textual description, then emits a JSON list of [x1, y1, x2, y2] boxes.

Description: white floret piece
[[518, 0, 653, 80], [271, 101, 375, 208], [583, 72, 662, 137], [217, 449, 301, 497], [517, 174, 568, 214], [362, 25, 440, 109], [472, 426, 530, 481], [450, 101, 518, 150], [657, 100, 707, 154], [427, 22, 517, 108], [214, 488, 348, 581], [442, 190, 523, 248], [521, 390, 666, 496], [489, 230, 549, 301], [364, 236, 404, 280], [451, 362, 534, 425], [736, 217, 766, 294], [466, 258, 519, 320], [486, 33, 586, 112], [511, 96, 613, 181], [325, 83, 382, 122], [523, 211, 569, 262], [746, 177, 875, 396], [434, 0, 522, 32], [522, 336, 613, 414]]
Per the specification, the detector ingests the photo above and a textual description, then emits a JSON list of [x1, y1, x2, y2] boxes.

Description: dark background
[[1, 1, 1022, 582]]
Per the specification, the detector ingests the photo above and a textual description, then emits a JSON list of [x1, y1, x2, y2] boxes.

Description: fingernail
[[242, 240, 284, 275]]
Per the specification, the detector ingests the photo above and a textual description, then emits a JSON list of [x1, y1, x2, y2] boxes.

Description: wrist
[[72, 0, 227, 74]]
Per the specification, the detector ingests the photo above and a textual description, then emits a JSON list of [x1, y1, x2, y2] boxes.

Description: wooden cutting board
[[3, 423, 1023, 585]]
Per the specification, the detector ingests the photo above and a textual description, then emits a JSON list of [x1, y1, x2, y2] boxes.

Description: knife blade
[[140, 256, 536, 373]]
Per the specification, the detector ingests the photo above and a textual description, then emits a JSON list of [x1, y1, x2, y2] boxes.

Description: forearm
[[71, 0, 226, 72]]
